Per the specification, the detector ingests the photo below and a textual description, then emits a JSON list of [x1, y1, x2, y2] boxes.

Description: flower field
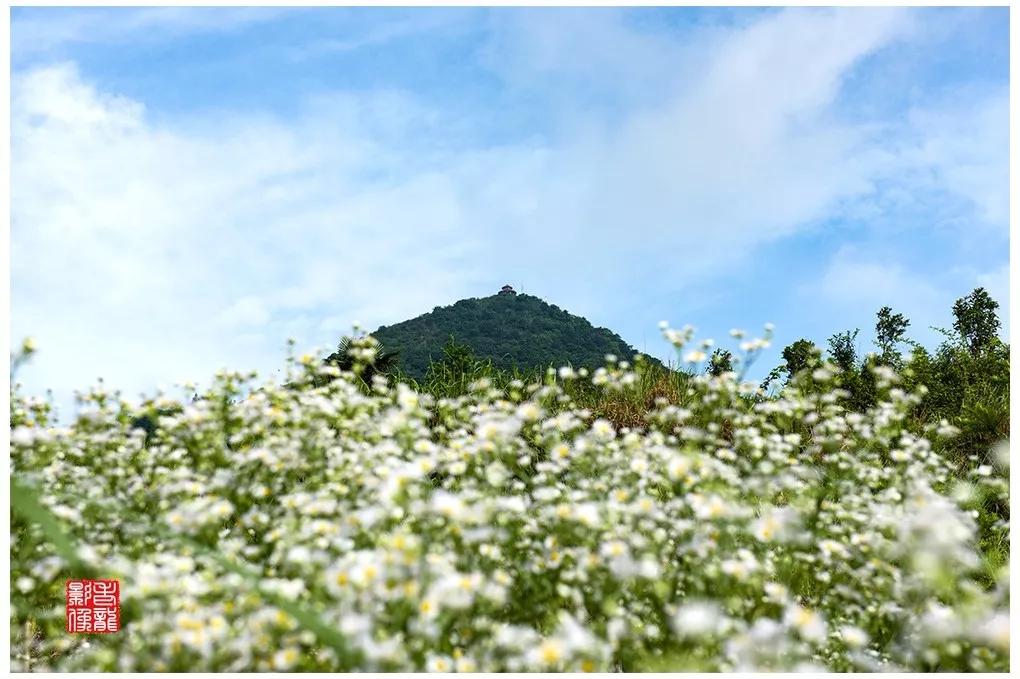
[[9, 328, 1010, 671]]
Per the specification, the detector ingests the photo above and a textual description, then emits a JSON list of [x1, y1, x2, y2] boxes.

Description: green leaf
[[11, 477, 95, 577]]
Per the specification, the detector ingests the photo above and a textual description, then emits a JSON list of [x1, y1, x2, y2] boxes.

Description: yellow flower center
[[540, 641, 562, 665]]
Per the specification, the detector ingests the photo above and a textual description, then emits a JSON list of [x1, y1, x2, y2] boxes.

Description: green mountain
[[371, 288, 643, 378]]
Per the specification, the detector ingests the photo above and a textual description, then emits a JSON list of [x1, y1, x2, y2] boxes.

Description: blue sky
[[10, 7, 1010, 413]]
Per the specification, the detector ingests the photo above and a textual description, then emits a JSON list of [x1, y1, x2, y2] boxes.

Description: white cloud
[[289, 11, 467, 61], [815, 246, 945, 314], [481, 7, 704, 104], [216, 297, 272, 329], [906, 94, 1010, 228], [470, 8, 913, 306], [11, 63, 483, 411], [11, 8, 1008, 413]]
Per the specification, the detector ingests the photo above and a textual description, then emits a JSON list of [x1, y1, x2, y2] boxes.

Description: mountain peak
[[371, 293, 639, 378]]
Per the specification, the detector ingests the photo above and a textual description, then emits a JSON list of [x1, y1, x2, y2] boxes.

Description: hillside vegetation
[[371, 293, 643, 378]]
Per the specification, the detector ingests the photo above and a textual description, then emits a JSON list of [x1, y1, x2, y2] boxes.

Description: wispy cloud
[[287, 11, 467, 61], [12, 7, 290, 57], [905, 95, 1010, 228], [10, 7, 1009, 412], [814, 246, 947, 316], [12, 63, 483, 407], [470, 8, 916, 305]]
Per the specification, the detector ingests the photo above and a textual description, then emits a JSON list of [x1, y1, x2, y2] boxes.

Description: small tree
[[324, 337, 400, 387], [436, 337, 478, 379], [783, 339, 821, 376], [827, 329, 860, 374], [952, 287, 1000, 354], [875, 306, 910, 365], [761, 339, 821, 391], [827, 329, 878, 411], [708, 348, 734, 376]]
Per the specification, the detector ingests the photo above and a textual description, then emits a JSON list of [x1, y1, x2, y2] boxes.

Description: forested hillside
[[371, 292, 643, 377]]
